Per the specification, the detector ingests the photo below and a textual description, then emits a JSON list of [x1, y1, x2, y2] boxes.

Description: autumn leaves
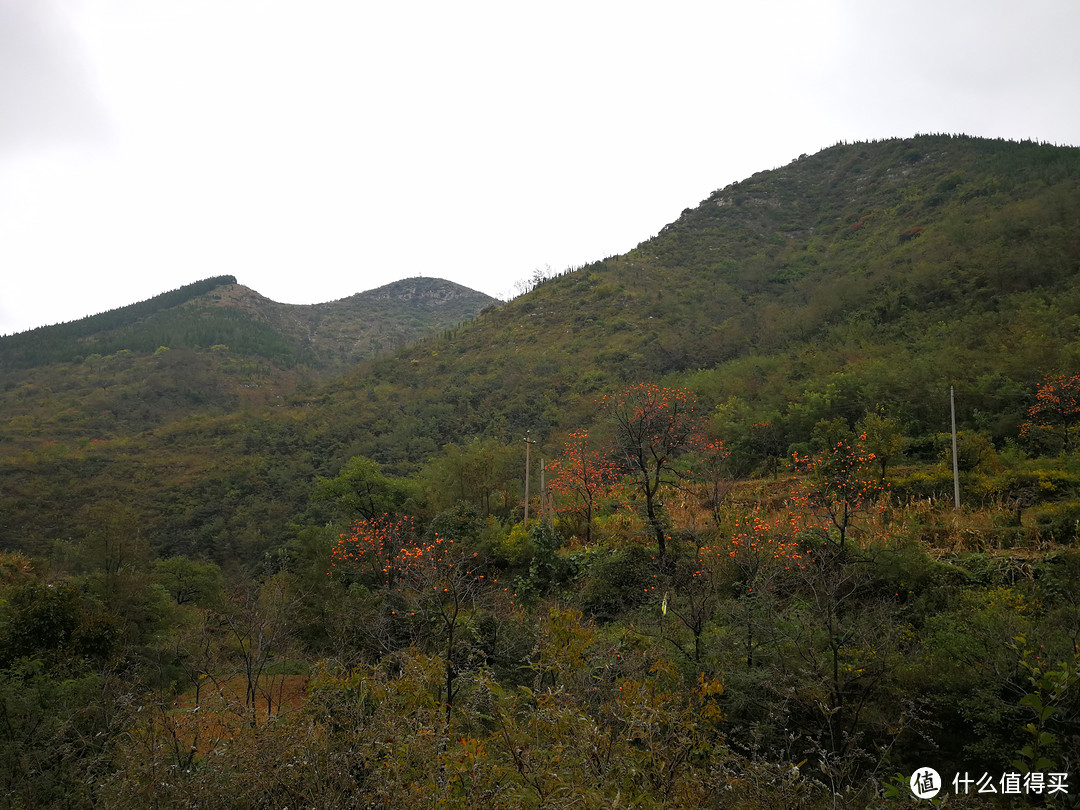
[[548, 383, 885, 562], [331, 384, 891, 581]]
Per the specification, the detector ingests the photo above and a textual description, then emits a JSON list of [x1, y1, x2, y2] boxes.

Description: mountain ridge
[[0, 276, 499, 370]]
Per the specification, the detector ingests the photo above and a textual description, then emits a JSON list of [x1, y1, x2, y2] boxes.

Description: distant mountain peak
[[1, 275, 498, 370], [363, 277, 488, 301]]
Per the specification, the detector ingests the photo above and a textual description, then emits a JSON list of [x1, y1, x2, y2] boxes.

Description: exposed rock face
[[366, 279, 475, 304]]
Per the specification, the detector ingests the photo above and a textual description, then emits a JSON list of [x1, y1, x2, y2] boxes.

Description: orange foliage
[[691, 507, 807, 584], [330, 513, 416, 585], [546, 428, 618, 544], [789, 433, 886, 553], [330, 512, 484, 597], [1020, 373, 1080, 450]]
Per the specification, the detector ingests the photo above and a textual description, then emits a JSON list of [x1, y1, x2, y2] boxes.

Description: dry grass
[[165, 674, 311, 754]]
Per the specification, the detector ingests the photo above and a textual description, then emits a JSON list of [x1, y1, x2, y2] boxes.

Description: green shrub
[[483, 519, 533, 570], [1032, 501, 1080, 545], [580, 544, 657, 621], [515, 522, 578, 603], [890, 468, 956, 500]]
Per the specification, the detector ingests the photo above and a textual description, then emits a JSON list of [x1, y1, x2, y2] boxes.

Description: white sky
[[1, 0, 1078, 335]]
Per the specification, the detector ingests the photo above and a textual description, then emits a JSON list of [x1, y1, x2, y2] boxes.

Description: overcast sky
[[1, 0, 1078, 335]]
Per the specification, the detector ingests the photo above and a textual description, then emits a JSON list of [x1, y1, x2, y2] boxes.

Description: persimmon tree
[[330, 513, 416, 588], [780, 549, 906, 788], [656, 543, 728, 666], [721, 507, 807, 671], [790, 432, 885, 556], [396, 535, 486, 725], [331, 519, 485, 724], [1020, 373, 1080, 451], [546, 429, 618, 544], [602, 383, 706, 559], [726, 507, 806, 584]]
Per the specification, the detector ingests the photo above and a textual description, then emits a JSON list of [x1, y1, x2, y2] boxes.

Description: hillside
[[345, 134, 1080, 456], [1, 134, 1079, 559]]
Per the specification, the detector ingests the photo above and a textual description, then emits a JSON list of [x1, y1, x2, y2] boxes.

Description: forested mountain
[[368, 134, 1080, 454], [2, 134, 1079, 559], [2, 134, 1080, 809], [0, 274, 496, 461]]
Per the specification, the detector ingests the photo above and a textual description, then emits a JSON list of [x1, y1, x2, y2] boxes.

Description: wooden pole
[[523, 432, 535, 523]]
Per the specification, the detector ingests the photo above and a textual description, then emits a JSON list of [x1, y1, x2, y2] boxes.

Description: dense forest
[[1, 135, 1079, 808]]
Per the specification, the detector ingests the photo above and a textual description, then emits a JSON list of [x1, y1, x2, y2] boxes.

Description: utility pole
[[950, 385, 961, 512], [523, 432, 536, 523], [539, 457, 546, 523]]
